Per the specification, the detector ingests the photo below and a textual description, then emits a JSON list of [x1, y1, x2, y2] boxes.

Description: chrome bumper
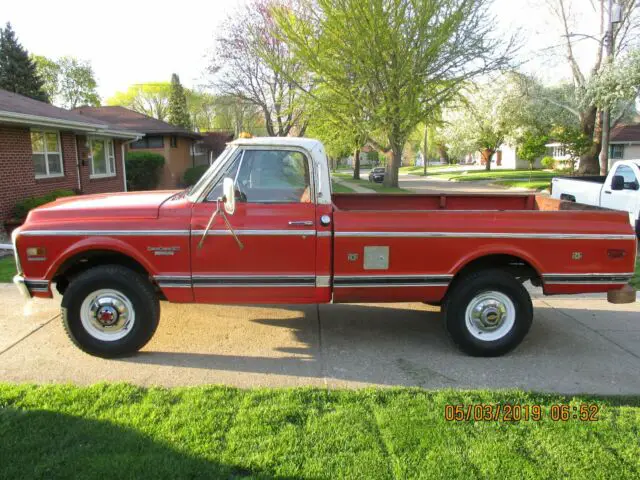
[[13, 274, 32, 299]]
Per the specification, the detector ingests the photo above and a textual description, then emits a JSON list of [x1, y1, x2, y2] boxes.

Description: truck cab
[[12, 138, 638, 359], [551, 160, 640, 235]]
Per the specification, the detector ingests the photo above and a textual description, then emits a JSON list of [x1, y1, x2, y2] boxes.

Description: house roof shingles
[[74, 106, 201, 139], [0, 88, 105, 126], [610, 123, 640, 143]]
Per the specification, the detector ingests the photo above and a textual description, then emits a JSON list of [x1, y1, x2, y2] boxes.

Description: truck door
[[190, 148, 317, 303], [601, 164, 639, 223]]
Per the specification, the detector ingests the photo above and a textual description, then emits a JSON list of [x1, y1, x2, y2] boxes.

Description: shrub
[[125, 152, 165, 191], [14, 189, 75, 220], [541, 156, 555, 170], [183, 165, 209, 186]]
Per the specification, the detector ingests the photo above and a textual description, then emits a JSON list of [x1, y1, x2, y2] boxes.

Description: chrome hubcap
[[464, 291, 515, 341], [80, 289, 135, 341]]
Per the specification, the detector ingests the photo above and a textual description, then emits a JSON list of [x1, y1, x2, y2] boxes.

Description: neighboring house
[[194, 131, 235, 166], [609, 123, 640, 164], [74, 106, 202, 189], [545, 123, 640, 170], [0, 89, 141, 225]]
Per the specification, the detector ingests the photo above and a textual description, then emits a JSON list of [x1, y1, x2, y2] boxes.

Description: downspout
[[120, 137, 141, 192], [73, 135, 81, 191]]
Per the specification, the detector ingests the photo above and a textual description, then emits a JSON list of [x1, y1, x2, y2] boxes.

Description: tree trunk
[[437, 144, 449, 164], [384, 146, 402, 188], [481, 149, 494, 171], [352, 148, 360, 180], [577, 106, 601, 174]]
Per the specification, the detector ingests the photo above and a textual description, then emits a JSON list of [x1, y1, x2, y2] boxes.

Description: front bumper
[[13, 274, 31, 299], [13, 275, 50, 299]]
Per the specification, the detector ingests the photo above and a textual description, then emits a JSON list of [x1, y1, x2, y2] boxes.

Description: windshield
[[374, 168, 385, 173], [186, 146, 238, 201]]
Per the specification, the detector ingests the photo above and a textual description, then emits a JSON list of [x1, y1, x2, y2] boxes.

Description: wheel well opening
[[52, 250, 151, 295], [453, 254, 541, 287]]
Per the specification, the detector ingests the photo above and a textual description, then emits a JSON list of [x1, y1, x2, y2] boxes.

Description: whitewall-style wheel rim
[[464, 291, 516, 341], [80, 289, 135, 341]]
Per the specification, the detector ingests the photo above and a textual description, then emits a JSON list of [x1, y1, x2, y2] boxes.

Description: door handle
[[288, 221, 314, 226], [604, 191, 612, 194]]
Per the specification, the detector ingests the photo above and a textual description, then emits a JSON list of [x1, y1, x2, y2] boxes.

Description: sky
[[0, 0, 610, 102]]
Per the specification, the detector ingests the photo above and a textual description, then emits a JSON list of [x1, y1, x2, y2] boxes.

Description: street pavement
[[1, 284, 638, 394]]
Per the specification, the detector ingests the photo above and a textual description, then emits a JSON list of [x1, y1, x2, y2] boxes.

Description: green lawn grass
[[1, 384, 639, 479], [631, 256, 640, 289], [331, 180, 356, 193], [440, 169, 557, 182], [0, 255, 16, 283], [493, 179, 552, 191]]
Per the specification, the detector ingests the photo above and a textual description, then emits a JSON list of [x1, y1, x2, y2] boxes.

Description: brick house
[[0, 89, 142, 225], [74, 106, 202, 189]]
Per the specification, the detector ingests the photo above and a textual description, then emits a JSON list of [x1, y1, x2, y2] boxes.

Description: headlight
[[11, 227, 22, 274]]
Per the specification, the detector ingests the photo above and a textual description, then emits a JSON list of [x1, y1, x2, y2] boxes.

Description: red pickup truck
[[12, 138, 637, 358]]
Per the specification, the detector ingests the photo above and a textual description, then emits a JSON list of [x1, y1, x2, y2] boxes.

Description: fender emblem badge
[[148, 246, 180, 256], [572, 252, 583, 260], [347, 253, 359, 262]]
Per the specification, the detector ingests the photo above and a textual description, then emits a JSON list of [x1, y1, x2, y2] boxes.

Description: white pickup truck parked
[[551, 160, 640, 236]]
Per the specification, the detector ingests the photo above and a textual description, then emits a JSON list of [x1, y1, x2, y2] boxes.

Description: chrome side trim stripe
[[192, 229, 316, 237], [21, 230, 190, 237], [542, 273, 633, 284], [333, 274, 452, 288], [335, 231, 636, 240], [317, 231, 332, 237], [316, 275, 331, 287]]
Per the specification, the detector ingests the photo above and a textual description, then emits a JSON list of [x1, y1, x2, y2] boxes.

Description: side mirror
[[611, 175, 625, 191], [222, 177, 235, 215]]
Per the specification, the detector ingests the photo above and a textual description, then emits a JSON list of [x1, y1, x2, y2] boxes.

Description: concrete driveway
[[0, 284, 638, 393]]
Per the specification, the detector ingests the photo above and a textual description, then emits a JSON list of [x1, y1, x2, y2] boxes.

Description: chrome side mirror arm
[[197, 198, 244, 250]]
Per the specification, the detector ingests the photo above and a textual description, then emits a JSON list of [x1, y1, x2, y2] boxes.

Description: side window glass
[[206, 153, 242, 202], [235, 150, 311, 203], [616, 165, 638, 190]]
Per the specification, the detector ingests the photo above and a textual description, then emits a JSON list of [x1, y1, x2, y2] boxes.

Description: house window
[[89, 138, 116, 178], [31, 130, 64, 178], [610, 144, 624, 159], [130, 135, 164, 149], [170, 136, 178, 148], [552, 145, 567, 157]]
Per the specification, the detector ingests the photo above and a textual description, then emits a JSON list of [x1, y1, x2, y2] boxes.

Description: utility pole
[[423, 125, 428, 176], [599, 0, 622, 175]]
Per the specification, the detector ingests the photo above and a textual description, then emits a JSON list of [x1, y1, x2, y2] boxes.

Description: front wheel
[[61, 265, 160, 358], [442, 269, 533, 357]]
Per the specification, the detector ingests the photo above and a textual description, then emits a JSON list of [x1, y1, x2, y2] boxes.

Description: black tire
[[61, 265, 160, 358], [442, 269, 533, 357]]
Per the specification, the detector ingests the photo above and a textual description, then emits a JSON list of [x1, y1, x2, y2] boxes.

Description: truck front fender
[[45, 236, 157, 281]]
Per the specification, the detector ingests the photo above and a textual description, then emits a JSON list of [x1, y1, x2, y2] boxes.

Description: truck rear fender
[[47, 237, 155, 293], [449, 247, 543, 288]]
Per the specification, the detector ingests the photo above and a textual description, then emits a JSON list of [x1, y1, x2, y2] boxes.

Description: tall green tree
[[168, 73, 191, 128], [107, 83, 172, 120], [31, 55, 60, 102], [274, 0, 515, 187], [56, 57, 100, 108], [543, 0, 639, 174], [33, 55, 100, 108], [0, 23, 48, 102]]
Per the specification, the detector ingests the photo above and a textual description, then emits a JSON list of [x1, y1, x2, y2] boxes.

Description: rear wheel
[[442, 269, 533, 357], [61, 265, 160, 358]]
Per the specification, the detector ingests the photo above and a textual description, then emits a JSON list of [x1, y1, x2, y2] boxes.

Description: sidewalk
[[332, 177, 374, 193]]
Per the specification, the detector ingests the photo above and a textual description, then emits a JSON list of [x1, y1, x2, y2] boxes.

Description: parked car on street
[[368, 167, 385, 183], [551, 160, 640, 236], [11, 137, 637, 359]]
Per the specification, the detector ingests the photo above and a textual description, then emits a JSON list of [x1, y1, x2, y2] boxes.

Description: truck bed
[[331, 193, 636, 304], [332, 192, 607, 212], [552, 175, 607, 184]]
